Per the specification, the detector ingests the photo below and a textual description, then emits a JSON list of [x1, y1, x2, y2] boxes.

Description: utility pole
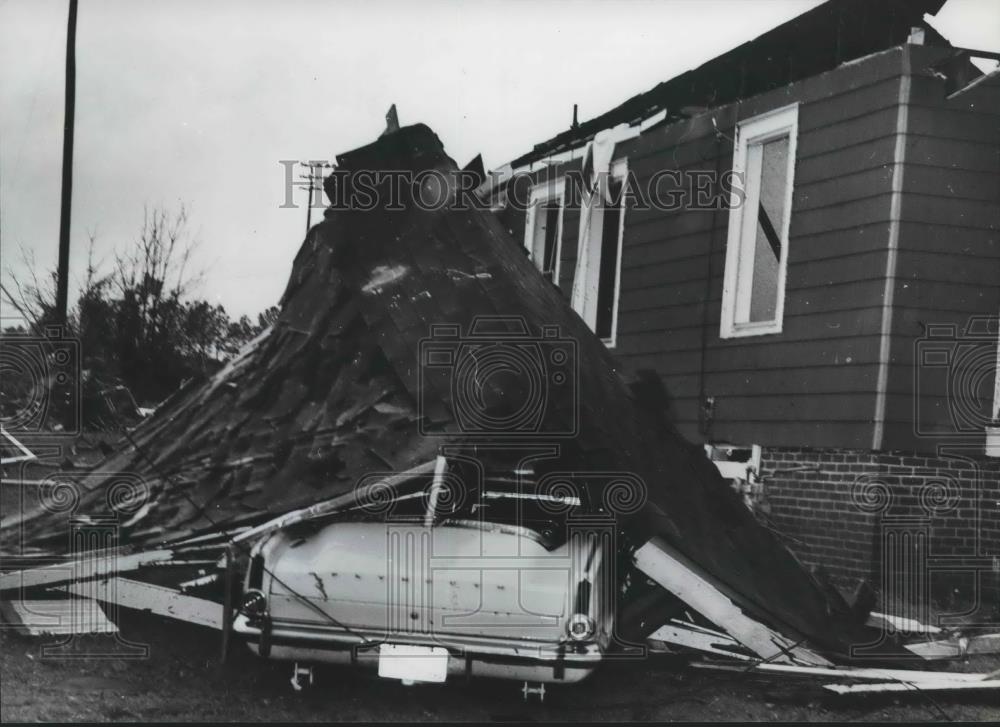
[[299, 161, 327, 236], [55, 0, 79, 327]]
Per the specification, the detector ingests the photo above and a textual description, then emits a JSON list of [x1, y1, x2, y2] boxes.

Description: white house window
[[573, 159, 628, 346], [720, 104, 798, 338], [524, 178, 566, 285]]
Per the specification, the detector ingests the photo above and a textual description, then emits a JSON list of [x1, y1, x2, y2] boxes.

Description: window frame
[[720, 103, 799, 339], [572, 158, 628, 348], [524, 177, 567, 286], [599, 158, 628, 348]]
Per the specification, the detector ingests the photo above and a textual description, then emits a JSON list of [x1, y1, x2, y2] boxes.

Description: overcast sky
[[2, 0, 998, 322]]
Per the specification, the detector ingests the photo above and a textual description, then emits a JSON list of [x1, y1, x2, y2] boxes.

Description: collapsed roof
[[512, 0, 949, 167], [8, 123, 894, 661]]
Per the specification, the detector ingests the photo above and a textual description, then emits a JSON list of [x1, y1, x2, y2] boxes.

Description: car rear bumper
[[234, 614, 603, 683]]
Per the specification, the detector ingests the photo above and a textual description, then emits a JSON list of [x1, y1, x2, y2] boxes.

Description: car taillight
[[241, 588, 268, 616], [567, 613, 595, 641]]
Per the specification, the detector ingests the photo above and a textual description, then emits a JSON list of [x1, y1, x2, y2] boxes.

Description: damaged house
[[486, 0, 1000, 613], [8, 116, 997, 692], [2, 0, 999, 700]]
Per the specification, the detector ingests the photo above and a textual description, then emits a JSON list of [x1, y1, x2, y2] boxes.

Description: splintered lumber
[[0, 550, 174, 592], [824, 680, 1000, 695], [693, 660, 990, 683], [0, 597, 116, 635], [865, 611, 942, 635], [59, 577, 224, 630], [6, 122, 890, 664], [0, 427, 36, 465], [634, 538, 831, 667], [647, 620, 755, 659], [231, 459, 437, 544], [904, 632, 1000, 660]]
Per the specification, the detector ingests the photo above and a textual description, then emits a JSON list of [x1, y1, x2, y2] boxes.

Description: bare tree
[[1, 243, 59, 330]]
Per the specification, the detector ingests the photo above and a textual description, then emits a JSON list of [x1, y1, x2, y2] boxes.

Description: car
[[233, 462, 615, 689]]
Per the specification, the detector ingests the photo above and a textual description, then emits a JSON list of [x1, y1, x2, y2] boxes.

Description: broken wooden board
[[865, 611, 943, 635], [824, 679, 1000, 695], [0, 550, 174, 592], [0, 427, 36, 465], [231, 459, 437, 545], [647, 620, 755, 660], [634, 537, 832, 667], [59, 577, 224, 630], [904, 632, 1000, 660], [0, 597, 116, 635], [693, 660, 992, 683]]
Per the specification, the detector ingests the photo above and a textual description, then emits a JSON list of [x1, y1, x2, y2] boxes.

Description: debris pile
[[2, 122, 997, 696]]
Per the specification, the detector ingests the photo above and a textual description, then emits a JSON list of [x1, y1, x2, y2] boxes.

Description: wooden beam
[[904, 632, 1000, 660], [648, 621, 754, 659], [693, 660, 990, 683], [59, 577, 223, 630], [824, 680, 1000, 695], [865, 610, 943, 635], [0, 550, 174, 592], [232, 459, 437, 545], [0, 427, 37, 465], [633, 538, 831, 666]]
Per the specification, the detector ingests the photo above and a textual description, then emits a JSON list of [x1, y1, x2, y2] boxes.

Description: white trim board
[[59, 577, 224, 630], [633, 537, 831, 666], [872, 54, 913, 450], [824, 680, 1000, 695], [0, 549, 174, 592], [693, 660, 993, 684]]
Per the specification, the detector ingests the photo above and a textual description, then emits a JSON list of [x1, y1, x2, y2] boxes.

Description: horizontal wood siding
[[883, 45, 1000, 453], [597, 47, 908, 448]]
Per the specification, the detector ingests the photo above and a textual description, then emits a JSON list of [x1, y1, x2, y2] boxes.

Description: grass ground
[[2, 435, 997, 722], [1, 610, 998, 723]]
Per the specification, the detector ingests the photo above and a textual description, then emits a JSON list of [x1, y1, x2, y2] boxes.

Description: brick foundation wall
[[758, 447, 1000, 619]]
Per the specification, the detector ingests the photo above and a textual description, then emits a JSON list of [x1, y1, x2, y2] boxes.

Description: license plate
[[377, 644, 449, 683]]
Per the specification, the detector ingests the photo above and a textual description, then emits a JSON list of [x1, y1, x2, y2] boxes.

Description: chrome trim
[[233, 614, 602, 663]]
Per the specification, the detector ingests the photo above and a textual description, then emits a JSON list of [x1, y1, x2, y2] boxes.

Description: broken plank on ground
[[693, 660, 993, 683], [0, 550, 175, 592], [58, 576, 224, 630], [634, 538, 832, 667], [824, 679, 1000, 695], [865, 611, 943, 635], [904, 632, 1000, 660], [647, 620, 755, 659], [0, 597, 117, 635]]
